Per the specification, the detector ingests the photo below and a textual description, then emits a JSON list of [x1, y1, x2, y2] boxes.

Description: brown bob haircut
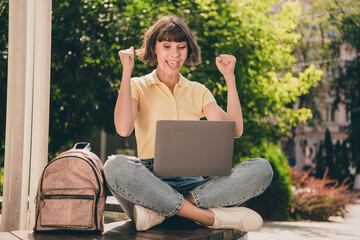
[[137, 15, 201, 66]]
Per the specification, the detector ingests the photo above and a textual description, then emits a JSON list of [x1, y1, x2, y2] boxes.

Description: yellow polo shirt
[[131, 70, 216, 159]]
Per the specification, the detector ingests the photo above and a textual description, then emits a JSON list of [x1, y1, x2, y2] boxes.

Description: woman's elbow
[[234, 132, 243, 138], [234, 128, 243, 138], [115, 125, 133, 137]]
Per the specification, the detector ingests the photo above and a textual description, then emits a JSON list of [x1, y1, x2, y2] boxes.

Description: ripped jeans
[[104, 155, 273, 220]]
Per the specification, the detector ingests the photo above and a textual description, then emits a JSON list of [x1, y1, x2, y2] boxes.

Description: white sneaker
[[133, 205, 165, 231], [208, 207, 263, 232]]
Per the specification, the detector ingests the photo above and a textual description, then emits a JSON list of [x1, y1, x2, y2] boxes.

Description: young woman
[[104, 15, 273, 232]]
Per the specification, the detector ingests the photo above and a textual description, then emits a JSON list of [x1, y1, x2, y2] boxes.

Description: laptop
[[153, 120, 235, 177]]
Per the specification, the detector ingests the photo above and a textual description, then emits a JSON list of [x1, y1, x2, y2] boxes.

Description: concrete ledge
[[104, 196, 123, 212]]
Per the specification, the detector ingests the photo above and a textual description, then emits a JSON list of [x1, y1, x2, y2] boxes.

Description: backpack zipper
[[41, 195, 94, 200]]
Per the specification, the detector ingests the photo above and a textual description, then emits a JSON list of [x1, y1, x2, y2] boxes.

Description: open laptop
[[153, 120, 235, 177]]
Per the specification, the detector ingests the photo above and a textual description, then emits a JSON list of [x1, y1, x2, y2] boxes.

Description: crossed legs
[[104, 155, 273, 231], [177, 194, 215, 226]]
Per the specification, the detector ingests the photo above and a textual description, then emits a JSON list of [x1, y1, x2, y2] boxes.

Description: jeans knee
[[104, 155, 122, 176], [104, 155, 121, 186], [104, 155, 139, 187], [255, 158, 273, 187], [104, 154, 117, 171]]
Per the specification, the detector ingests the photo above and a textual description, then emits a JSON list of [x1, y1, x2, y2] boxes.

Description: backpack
[[34, 142, 107, 232]]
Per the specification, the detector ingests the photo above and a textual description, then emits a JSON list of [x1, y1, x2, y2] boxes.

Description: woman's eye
[[164, 45, 170, 48]]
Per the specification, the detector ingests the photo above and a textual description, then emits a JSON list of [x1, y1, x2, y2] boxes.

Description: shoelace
[[216, 215, 243, 229]]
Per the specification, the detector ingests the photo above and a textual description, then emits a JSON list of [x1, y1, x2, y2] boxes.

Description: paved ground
[[249, 201, 360, 240]]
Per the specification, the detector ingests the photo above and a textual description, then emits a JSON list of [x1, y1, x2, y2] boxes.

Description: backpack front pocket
[[39, 188, 96, 229]]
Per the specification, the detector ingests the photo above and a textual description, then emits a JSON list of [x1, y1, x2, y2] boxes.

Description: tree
[[337, 0, 360, 52], [334, 58, 360, 174], [332, 0, 360, 176], [315, 141, 325, 178], [324, 128, 334, 178], [48, 0, 125, 156], [1, 0, 321, 160], [333, 140, 350, 183], [291, 0, 356, 182], [293, 0, 341, 127], [320, 129, 351, 182]]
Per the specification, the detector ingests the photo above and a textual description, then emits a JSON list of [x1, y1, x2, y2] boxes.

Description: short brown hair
[[137, 15, 201, 66]]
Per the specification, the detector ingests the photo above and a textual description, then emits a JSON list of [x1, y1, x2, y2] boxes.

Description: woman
[[104, 15, 273, 232]]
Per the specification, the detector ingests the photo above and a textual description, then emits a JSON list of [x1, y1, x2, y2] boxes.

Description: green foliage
[[287, 0, 333, 129], [296, 0, 360, 176], [0, 0, 322, 160], [48, 0, 123, 156], [333, 0, 360, 174], [49, 0, 322, 158], [244, 142, 292, 220], [291, 168, 358, 221], [291, 0, 354, 129], [326, 0, 360, 174], [337, 0, 360, 52], [295, 0, 343, 63]]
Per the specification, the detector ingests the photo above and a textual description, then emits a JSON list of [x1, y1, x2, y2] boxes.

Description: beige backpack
[[34, 143, 107, 232]]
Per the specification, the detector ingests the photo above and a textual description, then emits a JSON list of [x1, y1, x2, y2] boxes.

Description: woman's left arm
[[203, 54, 243, 138]]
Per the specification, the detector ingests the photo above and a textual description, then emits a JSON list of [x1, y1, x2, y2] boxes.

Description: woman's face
[[154, 40, 188, 76]]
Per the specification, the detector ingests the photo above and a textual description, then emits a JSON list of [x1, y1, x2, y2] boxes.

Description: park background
[[0, 0, 359, 223]]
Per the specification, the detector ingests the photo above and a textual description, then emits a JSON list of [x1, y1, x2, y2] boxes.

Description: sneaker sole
[[133, 205, 148, 231]]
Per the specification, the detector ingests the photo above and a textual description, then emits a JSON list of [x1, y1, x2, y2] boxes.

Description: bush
[[291, 168, 358, 221], [243, 142, 292, 220]]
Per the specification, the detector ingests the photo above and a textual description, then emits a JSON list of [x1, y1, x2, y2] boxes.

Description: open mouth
[[166, 60, 180, 70]]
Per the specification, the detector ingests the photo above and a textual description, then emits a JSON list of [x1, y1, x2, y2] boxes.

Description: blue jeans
[[104, 155, 273, 220]]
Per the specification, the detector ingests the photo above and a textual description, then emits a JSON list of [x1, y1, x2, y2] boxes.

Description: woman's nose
[[170, 48, 180, 57]]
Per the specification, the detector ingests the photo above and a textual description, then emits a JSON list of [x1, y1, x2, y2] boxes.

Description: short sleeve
[[199, 86, 216, 118], [130, 78, 141, 102], [203, 87, 216, 108]]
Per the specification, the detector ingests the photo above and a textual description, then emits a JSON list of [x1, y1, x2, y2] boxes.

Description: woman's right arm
[[114, 47, 138, 137]]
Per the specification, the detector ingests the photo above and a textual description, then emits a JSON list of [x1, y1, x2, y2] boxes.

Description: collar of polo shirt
[[143, 70, 190, 88]]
